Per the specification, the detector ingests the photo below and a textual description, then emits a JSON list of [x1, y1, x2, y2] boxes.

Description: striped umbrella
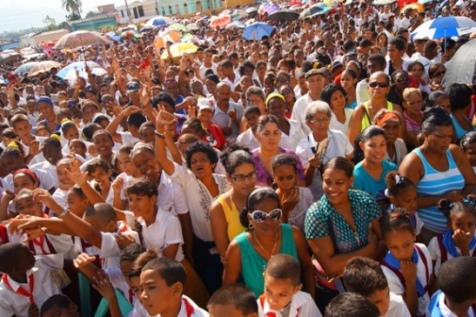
[[154, 29, 182, 50], [54, 31, 110, 49]]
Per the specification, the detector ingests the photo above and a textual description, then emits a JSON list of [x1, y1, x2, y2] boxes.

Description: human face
[[15, 194, 42, 216], [435, 96, 451, 114], [256, 122, 281, 151], [228, 163, 256, 197], [83, 105, 97, 122], [132, 149, 160, 182], [306, 112, 330, 136], [279, 86, 294, 103], [38, 102, 54, 118], [381, 119, 400, 144], [360, 135, 387, 164], [367, 288, 391, 316], [425, 125, 453, 154], [247, 94, 264, 109], [264, 274, 301, 311], [404, 92, 423, 115], [463, 143, 476, 167], [43, 144, 62, 166], [329, 90, 346, 111], [67, 190, 89, 217], [64, 126, 80, 141], [190, 152, 215, 179], [140, 127, 155, 145], [368, 74, 390, 98], [340, 71, 357, 91], [41, 305, 79, 317], [391, 188, 418, 214], [128, 193, 156, 218], [264, 77, 276, 96], [89, 167, 111, 188], [322, 167, 353, 206], [450, 210, 476, 236], [140, 269, 178, 316], [245, 113, 260, 131], [13, 173, 37, 194], [387, 44, 403, 62], [118, 152, 138, 176], [273, 164, 297, 191], [216, 84, 231, 105], [69, 140, 87, 158], [93, 133, 113, 158], [267, 98, 286, 119], [57, 162, 75, 190], [384, 229, 415, 261], [13, 121, 32, 140], [306, 74, 325, 94], [198, 108, 213, 123], [248, 198, 281, 234], [409, 64, 424, 79], [209, 304, 254, 317]]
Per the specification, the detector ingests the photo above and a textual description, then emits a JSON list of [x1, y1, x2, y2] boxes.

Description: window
[[184, 3, 188, 14], [168, 5, 172, 14], [138, 6, 144, 17], [162, 7, 166, 15], [175, 4, 180, 14], [133, 7, 138, 19], [196, 1, 202, 11]]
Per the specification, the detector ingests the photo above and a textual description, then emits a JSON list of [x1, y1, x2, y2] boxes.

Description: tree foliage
[[43, 15, 59, 31], [62, 0, 83, 16]]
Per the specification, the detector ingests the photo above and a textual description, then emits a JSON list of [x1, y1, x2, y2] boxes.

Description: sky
[[0, 0, 124, 33]]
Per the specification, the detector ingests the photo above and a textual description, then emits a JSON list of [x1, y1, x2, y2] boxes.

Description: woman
[[446, 83, 475, 142], [296, 101, 353, 201], [340, 69, 358, 109], [374, 110, 408, 166], [428, 63, 446, 92], [386, 70, 410, 108], [402, 88, 424, 149], [322, 84, 353, 135], [305, 157, 383, 310], [279, 84, 297, 118], [251, 114, 305, 187], [352, 126, 398, 198], [264, 72, 277, 96], [424, 91, 451, 114], [376, 32, 388, 55], [223, 187, 314, 298], [408, 60, 431, 94], [399, 107, 476, 244], [265, 93, 304, 151], [210, 147, 256, 262], [348, 71, 403, 143], [155, 111, 231, 294]]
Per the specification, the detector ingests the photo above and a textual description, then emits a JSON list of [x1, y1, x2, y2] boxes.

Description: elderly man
[[210, 82, 244, 138]]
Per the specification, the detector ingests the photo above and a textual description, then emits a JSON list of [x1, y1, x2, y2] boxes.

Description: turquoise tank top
[[450, 114, 475, 140]]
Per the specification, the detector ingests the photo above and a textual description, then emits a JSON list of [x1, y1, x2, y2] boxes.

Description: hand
[[281, 187, 300, 214], [92, 270, 116, 302], [111, 177, 124, 193], [28, 303, 39, 317], [106, 101, 122, 117], [228, 109, 237, 121], [187, 103, 196, 118], [73, 253, 97, 269], [400, 260, 417, 283], [308, 154, 321, 169], [24, 227, 46, 242], [6, 86, 15, 99], [114, 234, 136, 250], [452, 229, 472, 255], [155, 110, 176, 132], [120, 106, 141, 119], [32, 188, 55, 207], [8, 216, 37, 235], [29, 140, 41, 157], [64, 156, 88, 186], [2, 190, 15, 202]]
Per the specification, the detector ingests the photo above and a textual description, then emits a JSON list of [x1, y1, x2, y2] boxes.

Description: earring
[[248, 223, 254, 230]]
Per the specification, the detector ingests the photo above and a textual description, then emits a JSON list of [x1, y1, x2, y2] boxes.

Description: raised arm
[[106, 106, 141, 143], [155, 110, 177, 176]]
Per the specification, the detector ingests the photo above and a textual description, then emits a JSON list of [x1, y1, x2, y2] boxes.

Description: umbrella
[[169, 23, 187, 31], [299, 3, 331, 18], [403, 2, 423, 12], [289, 0, 303, 6], [27, 61, 62, 76], [221, 9, 233, 16], [259, 3, 279, 14], [161, 43, 198, 59], [59, 67, 107, 82], [57, 61, 102, 79], [373, 0, 396, 5], [418, 0, 433, 3], [145, 16, 174, 27], [243, 22, 275, 40], [209, 15, 232, 28], [106, 31, 121, 42], [120, 30, 142, 41], [226, 21, 247, 29], [442, 38, 476, 87], [13, 62, 38, 75], [246, 7, 258, 13], [186, 23, 200, 31], [19, 47, 38, 57], [54, 31, 110, 49], [267, 10, 300, 21], [154, 29, 182, 50], [323, 0, 341, 7], [411, 16, 476, 40], [245, 18, 256, 25], [181, 33, 195, 42]]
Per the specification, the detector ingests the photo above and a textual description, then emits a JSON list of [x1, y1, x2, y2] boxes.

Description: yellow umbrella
[[323, 0, 340, 7], [403, 2, 423, 12], [161, 43, 198, 59], [154, 29, 182, 51]]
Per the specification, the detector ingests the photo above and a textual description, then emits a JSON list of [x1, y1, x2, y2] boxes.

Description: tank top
[[450, 114, 475, 141], [361, 101, 394, 131], [413, 148, 465, 234], [236, 224, 298, 296], [216, 195, 246, 241]]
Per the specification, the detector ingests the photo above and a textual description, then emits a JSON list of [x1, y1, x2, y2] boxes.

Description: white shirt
[[52, 188, 68, 209], [292, 93, 322, 135], [356, 79, 371, 106], [428, 235, 476, 275], [386, 292, 411, 317], [258, 291, 322, 317], [223, 75, 241, 91], [159, 295, 208, 317], [119, 131, 139, 145], [21, 136, 47, 165], [280, 119, 305, 151], [199, 63, 217, 79], [329, 108, 354, 135], [383, 138, 408, 166], [210, 101, 244, 138], [236, 128, 260, 151], [30, 161, 59, 190], [157, 173, 189, 216], [99, 222, 140, 269], [425, 292, 474, 317], [0, 254, 63, 317]]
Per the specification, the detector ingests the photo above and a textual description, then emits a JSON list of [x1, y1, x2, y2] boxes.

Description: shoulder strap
[[436, 235, 447, 264], [327, 217, 339, 254], [381, 260, 406, 290], [362, 103, 372, 127], [415, 244, 430, 291]]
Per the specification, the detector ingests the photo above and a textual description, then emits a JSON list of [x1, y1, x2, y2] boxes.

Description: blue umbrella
[[299, 3, 331, 19], [13, 62, 39, 75], [243, 22, 275, 40], [106, 31, 121, 42], [145, 16, 174, 27], [57, 61, 102, 79], [411, 16, 476, 39]]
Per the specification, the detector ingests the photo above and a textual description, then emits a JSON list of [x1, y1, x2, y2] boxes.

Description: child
[[68, 139, 88, 160], [0, 243, 63, 316], [271, 154, 313, 231], [53, 158, 76, 208], [208, 284, 258, 317], [40, 294, 80, 317], [10, 113, 46, 165], [196, 104, 226, 150], [236, 106, 261, 151], [428, 197, 476, 275], [460, 131, 476, 175], [85, 158, 114, 205], [426, 256, 476, 317], [325, 293, 380, 317], [139, 257, 209, 317], [258, 254, 322, 317], [343, 256, 411, 317], [112, 144, 140, 210], [60, 119, 80, 156], [380, 208, 433, 317], [139, 121, 155, 145], [385, 171, 424, 236]]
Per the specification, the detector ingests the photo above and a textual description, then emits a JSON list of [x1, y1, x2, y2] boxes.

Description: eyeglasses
[[231, 171, 257, 182], [308, 118, 330, 124], [395, 77, 409, 83], [250, 209, 282, 223], [369, 81, 389, 88]]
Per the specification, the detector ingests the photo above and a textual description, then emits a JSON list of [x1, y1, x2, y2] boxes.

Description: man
[[199, 48, 217, 79], [356, 54, 387, 105], [385, 38, 411, 76], [220, 60, 240, 91], [210, 82, 244, 138]]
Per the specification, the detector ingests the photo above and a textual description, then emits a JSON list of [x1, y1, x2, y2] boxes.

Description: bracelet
[[154, 131, 166, 139], [58, 209, 70, 219]]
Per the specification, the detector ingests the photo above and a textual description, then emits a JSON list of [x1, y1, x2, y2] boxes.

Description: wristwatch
[[154, 131, 166, 139]]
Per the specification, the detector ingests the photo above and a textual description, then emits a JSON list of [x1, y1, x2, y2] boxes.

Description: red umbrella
[[209, 15, 232, 28], [289, 0, 303, 6]]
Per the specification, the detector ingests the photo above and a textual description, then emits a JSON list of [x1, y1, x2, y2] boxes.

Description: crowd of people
[[0, 0, 476, 316]]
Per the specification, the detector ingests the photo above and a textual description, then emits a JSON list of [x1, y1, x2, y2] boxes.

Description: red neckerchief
[[2, 273, 35, 304], [182, 297, 195, 317], [128, 288, 134, 303], [29, 213, 54, 255], [259, 294, 301, 317]]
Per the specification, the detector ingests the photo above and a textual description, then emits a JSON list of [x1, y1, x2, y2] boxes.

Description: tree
[[43, 15, 58, 31], [85, 11, 99, 19], [62, 0, 83, 18], [65, 12, 82, 22]]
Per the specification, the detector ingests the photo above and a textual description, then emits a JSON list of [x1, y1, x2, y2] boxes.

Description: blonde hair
[[402, 88, 422, 101]]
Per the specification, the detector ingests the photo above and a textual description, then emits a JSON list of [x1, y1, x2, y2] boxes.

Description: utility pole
[[124, 0, 133, 23]]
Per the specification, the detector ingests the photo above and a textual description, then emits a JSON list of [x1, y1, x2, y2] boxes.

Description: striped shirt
[[413, 148, 465, 233]]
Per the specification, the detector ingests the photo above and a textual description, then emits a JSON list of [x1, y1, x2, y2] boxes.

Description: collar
[[3, 268, 38, 292], [260, 292, 308, 317]]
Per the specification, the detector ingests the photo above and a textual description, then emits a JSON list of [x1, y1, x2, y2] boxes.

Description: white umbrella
[[411, 16, 476, 40], [373, 0, 396, 5]]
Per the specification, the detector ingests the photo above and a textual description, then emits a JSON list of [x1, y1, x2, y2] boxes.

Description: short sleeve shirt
[[305, 189, 382, 253]]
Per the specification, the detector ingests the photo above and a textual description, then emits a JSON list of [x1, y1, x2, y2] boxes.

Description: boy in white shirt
[[343, 256, 411, 317], [208, 284, 258, 317], [257, 254, 322, 317]]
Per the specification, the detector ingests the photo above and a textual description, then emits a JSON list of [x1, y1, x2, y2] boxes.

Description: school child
[[258, 254, 322, 317], [385, 171, 424, 236], [207, 284, 258, 317], [111, 144, 141, 210], [139, 257, 209, 317], [428, 197, 476, 276], [86, 158, 114, 205], [0, 243, 63, 316], [324, 293, 380, 317], [40, 294, 80, 317], [343, 256, 411, 317], [60, 119, 80, 156], [53, 158, 76, 208], [426, 256, 476, 317], [380, 208, 433, 317]]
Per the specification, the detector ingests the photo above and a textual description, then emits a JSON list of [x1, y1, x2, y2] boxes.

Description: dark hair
[[85, 158, 110, 175], [323, 157, 354, 178], [389, 37, 405, 51], [244, 106, 261, 117], [118, 144, 134, 156], [437, 257, 476, 304], [0, 243, 29, 273], [422, 106, 452, 134], [130, 249, 159, 279], [424, 91, 448, 109], [84, 203, 117, 224], [380, 208, 415, 237], [239, 60, 256, 76], [152, 92, 175, 110], [127, 112, 147, 129], [438, 195, 476, 221], [120, 243, 146, 263], [127, 178, 159, 197], [239, 188, 281, 228], [367, 54, 387, 69], [182, 118, 205, 135], [256, 114, 279, 133], [343, 257, 388, 297], [445, 83, 472, 112], [40, 294, 74, 316], [352, 126, 385, 164], [271, 153, 298, 173], [460, 131, 476, 151], [385, 171, 416, 198], [141, 257, 187, 289], [82, 123, 102, 141], [321, 84, 347, 108], [207, 284, 258, 314], [67, 185, 86, 200], [220, 144, 254, 175], [325, 293, 380, 317], [265, 254, 301, 286], [185, 141, 219, 171], [61, 120, 77, 136]]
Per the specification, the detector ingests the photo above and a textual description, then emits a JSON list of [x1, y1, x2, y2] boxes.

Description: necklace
[[253, 229, 279, 257]]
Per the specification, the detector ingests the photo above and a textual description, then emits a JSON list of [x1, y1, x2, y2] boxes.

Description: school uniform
[[0, 254, 63, 317], [381, 243, 433, 317], [426, 290, 475, 317], [257, 291, 323, 317], [386, 292, 411, 317], [170, 295, 209, 317]]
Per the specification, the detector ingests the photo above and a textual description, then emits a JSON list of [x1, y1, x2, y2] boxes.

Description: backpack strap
[[381, 260, 406, 290], [415, 244, 430, 293], [436, 234, 447, 264]]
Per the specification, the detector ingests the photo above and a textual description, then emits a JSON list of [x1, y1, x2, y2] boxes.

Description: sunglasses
[[250, 209, 282, 223], [395, 77, 409, 83], [369, 81, 389, 88]]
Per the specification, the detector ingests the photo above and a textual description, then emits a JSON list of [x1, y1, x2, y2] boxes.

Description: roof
[[34, 29, 69, 37]]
